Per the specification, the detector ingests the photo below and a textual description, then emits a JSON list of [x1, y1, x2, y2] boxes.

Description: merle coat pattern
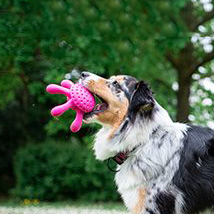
[[80, 72, 214, 214]]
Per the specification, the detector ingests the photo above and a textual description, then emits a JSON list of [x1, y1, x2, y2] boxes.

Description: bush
[[13, 141, 120, 201]]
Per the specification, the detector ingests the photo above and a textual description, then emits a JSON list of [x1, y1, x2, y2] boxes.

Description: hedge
[[13, 141, 120, 201]]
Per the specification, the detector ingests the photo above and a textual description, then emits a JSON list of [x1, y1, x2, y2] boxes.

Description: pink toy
[[46, 80, 95, 132]]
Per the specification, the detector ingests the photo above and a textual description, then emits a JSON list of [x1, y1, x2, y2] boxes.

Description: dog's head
[[80, 72, 155, 129]]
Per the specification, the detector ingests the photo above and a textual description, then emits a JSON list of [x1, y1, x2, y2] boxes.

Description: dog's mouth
[[83, 94, 108, 120]]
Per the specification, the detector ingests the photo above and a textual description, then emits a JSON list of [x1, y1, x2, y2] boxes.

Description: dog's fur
[[80, 72, 214, 214]]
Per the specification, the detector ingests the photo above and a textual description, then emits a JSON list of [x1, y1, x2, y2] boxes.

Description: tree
[[0, 0, 213, 195], [166, 0, 214, 122], [45, 0, 213, 124]]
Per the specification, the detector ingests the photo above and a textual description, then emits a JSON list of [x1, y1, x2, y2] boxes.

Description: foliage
[[0, 0, 213, 197], [0, 0, 191, 131], [13, 141, 119, 201]]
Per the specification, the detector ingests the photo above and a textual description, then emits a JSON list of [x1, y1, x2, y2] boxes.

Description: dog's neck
[[93, 102, 174, 161]]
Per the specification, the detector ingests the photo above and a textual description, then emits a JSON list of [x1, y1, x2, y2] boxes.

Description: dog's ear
[[128, 81, 154, 113]]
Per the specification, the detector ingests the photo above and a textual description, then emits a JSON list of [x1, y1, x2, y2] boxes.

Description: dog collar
[[112, 152, 128, 165], [107, 152, 128, 172], [107, 146, 139, 172]]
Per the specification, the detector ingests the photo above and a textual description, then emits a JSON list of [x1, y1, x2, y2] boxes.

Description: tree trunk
[[166, 1, 214, 123], [176, 71, 192, 123]]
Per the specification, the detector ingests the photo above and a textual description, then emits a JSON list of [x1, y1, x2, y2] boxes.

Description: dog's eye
[[112, 81, 121, 88]]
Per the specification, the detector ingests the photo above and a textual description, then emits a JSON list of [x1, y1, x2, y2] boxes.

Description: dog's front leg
[[136, 187, 183, 214], [133, 196, 160, 214], [131, 189, 147, 214]]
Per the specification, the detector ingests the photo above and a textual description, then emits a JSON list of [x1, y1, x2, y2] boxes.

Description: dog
[[80, 72, 214, 214]]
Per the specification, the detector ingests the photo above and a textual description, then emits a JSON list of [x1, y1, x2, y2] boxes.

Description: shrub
[[13, 141, 120, 201]]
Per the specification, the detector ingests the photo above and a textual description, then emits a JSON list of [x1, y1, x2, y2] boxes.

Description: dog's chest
[[115, 164, 143, 210], [113, 130, 185, 210]]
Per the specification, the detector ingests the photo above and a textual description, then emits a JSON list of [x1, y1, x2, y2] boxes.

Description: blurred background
[[0, 0, 214, 212]]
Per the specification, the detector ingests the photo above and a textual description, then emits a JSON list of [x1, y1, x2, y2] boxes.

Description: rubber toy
[[46, 80, 95, 132]]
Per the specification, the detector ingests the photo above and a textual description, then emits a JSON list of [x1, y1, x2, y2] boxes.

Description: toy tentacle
[[70, 109, 84, 132], [61, 80, 73, 89], [51, 99, 73, 116], [46, 84, 70, 97]]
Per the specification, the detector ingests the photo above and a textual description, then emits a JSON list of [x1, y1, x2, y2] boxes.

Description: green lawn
[[0, 200, 213, 214], [0, 200, 127, 214]]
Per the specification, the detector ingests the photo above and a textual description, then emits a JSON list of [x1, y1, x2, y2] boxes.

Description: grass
[[0, 199, 213, 214], [0, 199, 124, 209], [0, 199, 127, 214]]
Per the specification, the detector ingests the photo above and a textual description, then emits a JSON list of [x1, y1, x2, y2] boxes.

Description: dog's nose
[[81, 71, 90, 79]]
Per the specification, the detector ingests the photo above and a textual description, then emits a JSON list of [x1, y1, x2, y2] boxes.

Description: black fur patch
[[145, 208, 156, 214], [155, 192, 175, 214], [120, 120, 129, 133], [123, 76, 137, 99], [128, 81, 154, 122], [151, 126, 161, 136], [158, 131, 169, 148], [129, 81, 154, 111], [208, 138, 214, 157], [173, 125, 214, 213]]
